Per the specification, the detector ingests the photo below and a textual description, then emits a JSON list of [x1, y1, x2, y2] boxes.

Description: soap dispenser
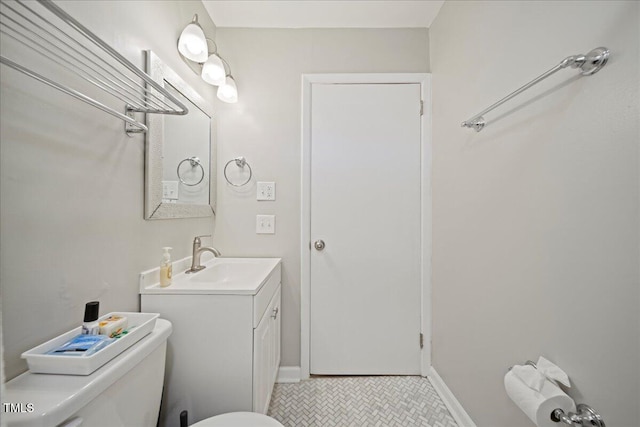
[[160, 247, 173, 287]]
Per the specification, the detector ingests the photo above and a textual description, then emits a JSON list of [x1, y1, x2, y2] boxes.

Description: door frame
[[301, 73, 432, 379]]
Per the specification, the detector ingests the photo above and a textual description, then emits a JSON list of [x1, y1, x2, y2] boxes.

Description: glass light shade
[[177, 23, 208, 63], [217, 76, 238, 103], [201, 54, 226, 86]]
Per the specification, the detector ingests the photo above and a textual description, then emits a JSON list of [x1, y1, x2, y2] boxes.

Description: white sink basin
[[140, 257, 281, 295]]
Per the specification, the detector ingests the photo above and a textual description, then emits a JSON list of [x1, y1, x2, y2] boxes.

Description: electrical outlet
[[256, 215, 275, 234], [257, 182, 276, 201]]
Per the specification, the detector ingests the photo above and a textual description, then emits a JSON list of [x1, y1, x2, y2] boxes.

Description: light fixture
[[201, 53, 226, 86], [177, 14, 238, 103], [217, 75, 238, 103], [177, 15, 208, 63]]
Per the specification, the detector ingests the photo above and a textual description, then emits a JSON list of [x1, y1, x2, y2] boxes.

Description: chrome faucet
[[186, 235, 221, 273]]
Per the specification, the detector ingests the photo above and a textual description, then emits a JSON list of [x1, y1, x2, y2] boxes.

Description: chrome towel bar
[[461, 47, 610, 132]]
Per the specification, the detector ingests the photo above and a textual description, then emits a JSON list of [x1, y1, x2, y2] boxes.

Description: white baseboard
[[428, 367, 476, 427], [276, 366, 301, 383]]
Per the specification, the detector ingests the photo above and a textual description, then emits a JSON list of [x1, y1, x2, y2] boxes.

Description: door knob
[[314, 240, 326, 251]]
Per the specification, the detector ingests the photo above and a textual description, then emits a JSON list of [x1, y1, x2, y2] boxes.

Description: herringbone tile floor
[[267, 376, 458, 427]]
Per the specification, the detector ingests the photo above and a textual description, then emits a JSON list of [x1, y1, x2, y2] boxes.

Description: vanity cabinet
[[253, 285, 281, 413], [140, 258, 281, 426]]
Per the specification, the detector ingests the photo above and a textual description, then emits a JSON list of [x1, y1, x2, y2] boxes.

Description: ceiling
[[202, 1, 445, 29]]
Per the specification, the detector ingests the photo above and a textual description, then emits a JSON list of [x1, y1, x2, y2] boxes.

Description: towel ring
[[224, 156, 252, 187], [177, 157, 205, 186]]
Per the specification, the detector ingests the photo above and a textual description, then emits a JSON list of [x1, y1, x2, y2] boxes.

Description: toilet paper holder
[[509, 360, 606, 427], [551, 404, 605, 427]]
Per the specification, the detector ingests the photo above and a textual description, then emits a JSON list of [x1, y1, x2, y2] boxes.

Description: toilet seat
[[190, 412, 284, 427]]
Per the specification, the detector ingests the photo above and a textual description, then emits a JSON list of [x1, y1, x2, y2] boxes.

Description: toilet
[[3, 318, 283, 427], [190, 412, 283, 427]]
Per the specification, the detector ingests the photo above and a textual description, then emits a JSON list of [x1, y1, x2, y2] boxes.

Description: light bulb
[[186, 38, 203, 56], [217, 76, 238, 103], [177, 21, 207, 63], [201, 54, 226, 86]]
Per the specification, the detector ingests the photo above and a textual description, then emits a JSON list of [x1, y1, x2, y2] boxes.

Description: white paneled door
[[310, 83, 423, 374]]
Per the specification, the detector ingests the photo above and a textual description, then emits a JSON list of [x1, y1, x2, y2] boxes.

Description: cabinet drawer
[[253, 263, 281, 327]]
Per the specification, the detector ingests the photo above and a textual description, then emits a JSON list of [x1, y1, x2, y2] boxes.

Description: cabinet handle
[[271, 307, 279, 319]]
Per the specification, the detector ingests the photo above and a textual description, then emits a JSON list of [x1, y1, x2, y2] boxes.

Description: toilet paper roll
[[504, 370, 576, 427]]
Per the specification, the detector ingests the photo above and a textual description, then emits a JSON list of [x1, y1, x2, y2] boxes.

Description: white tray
[[22, 312, 159, 375]]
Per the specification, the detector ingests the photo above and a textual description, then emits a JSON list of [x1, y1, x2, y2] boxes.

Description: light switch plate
[[256, 215, 275, 234], [257, 182, 276, 201], [162, 181, 179, 200]]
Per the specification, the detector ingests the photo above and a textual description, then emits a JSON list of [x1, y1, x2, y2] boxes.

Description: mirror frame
[[144, 50, 216, 219]]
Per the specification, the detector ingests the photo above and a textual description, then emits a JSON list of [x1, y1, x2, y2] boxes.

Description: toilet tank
[[3, 319, 172, 427]]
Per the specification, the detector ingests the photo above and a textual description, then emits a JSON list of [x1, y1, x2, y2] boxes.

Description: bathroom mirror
[[144, 50, 216, 219]]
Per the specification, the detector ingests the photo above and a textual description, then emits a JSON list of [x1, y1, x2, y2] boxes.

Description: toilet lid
[[191, 412, 284, 427]]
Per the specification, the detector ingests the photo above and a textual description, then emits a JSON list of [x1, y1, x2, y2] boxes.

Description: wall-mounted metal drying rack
[[461, 47, 610, 132], [0, 0, 188, 133]]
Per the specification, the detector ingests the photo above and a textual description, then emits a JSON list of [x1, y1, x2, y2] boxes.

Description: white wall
[[0, 0, 217, 380], [429, 1, 639, 426], [212, 28, 429, 367]]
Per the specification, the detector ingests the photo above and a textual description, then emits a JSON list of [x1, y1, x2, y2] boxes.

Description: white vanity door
[[253, 285, 281, 414], [272, 289, 281, 386], [253, 310, 272, 414]]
